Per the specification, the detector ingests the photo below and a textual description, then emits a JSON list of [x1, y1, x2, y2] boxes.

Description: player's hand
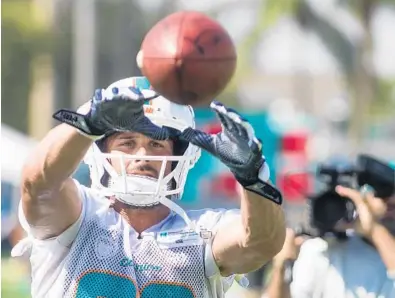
[[180, 101, 263, 183], [53, 87, 170, 140], [336, 186, 386, 238], [179, 101, 282, 204]]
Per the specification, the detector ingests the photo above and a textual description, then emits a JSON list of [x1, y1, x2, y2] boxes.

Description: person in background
[[263, 185, 395, 298]]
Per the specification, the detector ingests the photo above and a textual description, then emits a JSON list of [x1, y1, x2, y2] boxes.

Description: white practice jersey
[[12, 180, 247, 298]]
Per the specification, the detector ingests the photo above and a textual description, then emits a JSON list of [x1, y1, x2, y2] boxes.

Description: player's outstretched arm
[[180, 101, 286, 276], [22, 86, 163, 240], [212, 187, 285, 276], [21, 123, 92, 240]]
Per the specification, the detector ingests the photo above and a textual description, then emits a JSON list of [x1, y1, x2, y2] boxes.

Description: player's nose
[[133, 146, 149, 163]]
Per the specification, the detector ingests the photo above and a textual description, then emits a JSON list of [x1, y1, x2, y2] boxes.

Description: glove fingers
[[225, 108, 250, 140], [210, 101, 235, 132], [98, 100, 143, 128], [57, 84, 158, 137], [133, 117, 173, 141], [241, 116, 262, 153], [211, 101, 253, 140], [250, 137, 263, 154], [104, 86, 147, 101], [96, 85, 163, 137], [220, 105, 262, 154], [94, 89, 103, 101], [180, 127, 216, 155], [238, 119, 261, 153]]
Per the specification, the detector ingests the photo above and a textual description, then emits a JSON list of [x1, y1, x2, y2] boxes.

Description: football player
[[12, 77, 285, 297]]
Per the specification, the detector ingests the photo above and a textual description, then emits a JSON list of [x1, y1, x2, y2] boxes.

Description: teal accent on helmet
[[135, 77, 151, 90]]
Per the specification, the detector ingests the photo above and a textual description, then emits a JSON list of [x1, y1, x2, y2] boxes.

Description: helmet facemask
[[83, 79, 201, 227], [86, 135, 195, 208]]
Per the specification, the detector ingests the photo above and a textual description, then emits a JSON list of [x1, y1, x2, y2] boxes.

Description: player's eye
[[150, 141, 164, 148], [120, 140, 136, 148]]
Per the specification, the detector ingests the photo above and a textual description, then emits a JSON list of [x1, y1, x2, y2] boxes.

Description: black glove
[[53, 86, 170, 140], [179, 101, 282, 205]]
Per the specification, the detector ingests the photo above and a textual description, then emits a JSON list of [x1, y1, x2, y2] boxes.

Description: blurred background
[[2, 0, 395, 297]]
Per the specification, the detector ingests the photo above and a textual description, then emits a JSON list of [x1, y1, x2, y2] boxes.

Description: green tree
[[217, 0, 395, 142], [297, 0, 395, 143], [1, 0, 50, 133]]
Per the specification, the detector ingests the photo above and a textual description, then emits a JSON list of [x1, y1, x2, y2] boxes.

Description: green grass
[[1, 258, 30, 298]]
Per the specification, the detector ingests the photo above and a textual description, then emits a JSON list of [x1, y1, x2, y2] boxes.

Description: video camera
[[308, 154, 395, 234]]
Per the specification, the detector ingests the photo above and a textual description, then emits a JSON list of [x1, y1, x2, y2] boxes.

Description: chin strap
[[159, 196, 196, 231]]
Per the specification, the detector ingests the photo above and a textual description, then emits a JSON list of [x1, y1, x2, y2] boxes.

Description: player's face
[[105, 132, 174, 179]]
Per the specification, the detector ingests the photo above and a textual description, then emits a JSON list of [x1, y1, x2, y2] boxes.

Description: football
[[137, 11, 237, 107]]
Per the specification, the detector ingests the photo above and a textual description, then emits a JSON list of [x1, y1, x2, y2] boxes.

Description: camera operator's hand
[[273, 228, 307, 267], [336, 186, 386, 237], [336, 186, 395, 279]]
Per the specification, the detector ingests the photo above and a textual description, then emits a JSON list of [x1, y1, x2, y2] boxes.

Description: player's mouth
[[129, 171, 158, 180]]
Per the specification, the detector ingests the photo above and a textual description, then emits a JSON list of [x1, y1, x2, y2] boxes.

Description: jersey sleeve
[[17, 179, 83, 246], [11, 180, 109, 297], [188, 208, 248, 297], [13, 179, 107, 253]]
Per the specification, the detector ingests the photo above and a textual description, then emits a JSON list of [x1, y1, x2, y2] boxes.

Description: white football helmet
[[84, 77, 201, 227]]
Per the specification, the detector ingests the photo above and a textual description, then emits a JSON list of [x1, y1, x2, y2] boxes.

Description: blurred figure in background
[[263, 156, 395, 298]]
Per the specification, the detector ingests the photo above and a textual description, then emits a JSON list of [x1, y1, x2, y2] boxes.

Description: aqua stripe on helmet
[[133, 77, 153, 105], [134, 76, 151, 90]]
